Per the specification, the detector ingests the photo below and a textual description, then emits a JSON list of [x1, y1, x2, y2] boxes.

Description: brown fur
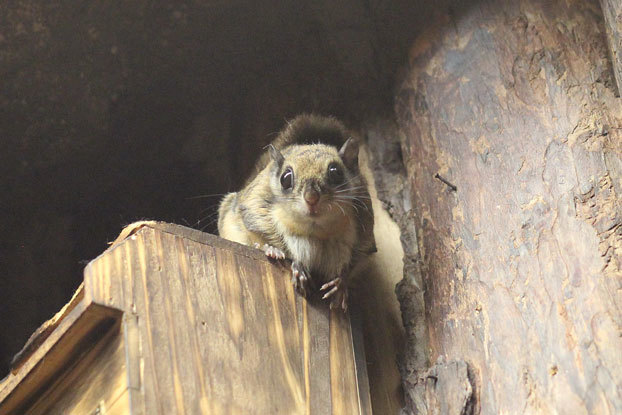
[[218, 114, 375, 305]]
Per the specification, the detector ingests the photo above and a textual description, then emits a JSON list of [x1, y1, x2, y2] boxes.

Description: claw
[[291, 262, 310, 298], [260, 244, 286, 260], [320, 277, 348, 312], [320, 278, 339, 291], [321, 285, 339, 299]]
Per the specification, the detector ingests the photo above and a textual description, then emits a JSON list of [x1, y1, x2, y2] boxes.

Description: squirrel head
[[267, 139, 363, 230]]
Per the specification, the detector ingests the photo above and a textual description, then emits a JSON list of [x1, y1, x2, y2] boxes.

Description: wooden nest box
[[0, 222, 370, 414]]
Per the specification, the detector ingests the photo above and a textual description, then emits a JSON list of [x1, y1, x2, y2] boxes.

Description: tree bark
[[600, 0, 622, 95], [369, 0, 622, 413]]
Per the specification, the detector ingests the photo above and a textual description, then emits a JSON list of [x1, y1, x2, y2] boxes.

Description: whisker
[[198, 216, 221, 232], [198, 205, 220, 215], [334, 186, 368, 193], [186, 192, 229, 200], [333, 196, 372, 204], [196, 210, 221, 226], [348, 201, 360, 215], [334, 174, 362, 189], [334, 193, 372, 199], [335, 202, 346, 216], [334, 196, 372, 214]]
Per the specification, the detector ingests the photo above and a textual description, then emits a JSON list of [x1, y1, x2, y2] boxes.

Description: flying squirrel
[[217, 114, 375, 310]]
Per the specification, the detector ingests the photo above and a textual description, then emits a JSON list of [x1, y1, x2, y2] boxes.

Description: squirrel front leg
[[320, 275, 348, 311], [291, 261, 313, 298], [252, 243, 312, 299]]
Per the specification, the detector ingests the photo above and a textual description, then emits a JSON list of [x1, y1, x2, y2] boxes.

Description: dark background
[[0, 0, 424, 376]]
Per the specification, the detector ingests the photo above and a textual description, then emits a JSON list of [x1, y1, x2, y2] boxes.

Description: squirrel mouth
[[305, 202, 323, 217], [307, 206, 320, 216]]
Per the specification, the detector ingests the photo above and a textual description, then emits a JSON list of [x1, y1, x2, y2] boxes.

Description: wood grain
[[25, 322, 127, 415], [0, 303, 122, 415], [107, 390, 131, 415], [83, 221, 371, 414], [1, 221, 370, 414]]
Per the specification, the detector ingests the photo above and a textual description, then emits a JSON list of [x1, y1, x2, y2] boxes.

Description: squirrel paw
[[291, 261, 311, 298], [254, 243, 286, 260], [320, 277, 348, 312]]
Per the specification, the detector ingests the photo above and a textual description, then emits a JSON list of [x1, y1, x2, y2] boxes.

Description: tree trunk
[[368, 0, 622, 413], [600, 0, 622, 95]]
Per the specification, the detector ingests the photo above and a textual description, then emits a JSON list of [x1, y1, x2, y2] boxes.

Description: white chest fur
[[283, 229, 356, 280]]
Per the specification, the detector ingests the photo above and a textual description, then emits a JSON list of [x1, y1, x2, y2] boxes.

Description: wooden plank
[[134, 227, 179, 415], [106, 389, 131, 415], [152, 230, 203, 414], [196, 245, 305, 413], [251, 256, 305, 413], [329, 309, 360, 415], [83, 243, 125, 310], [304, 296, 332, 414], [122, 312, 144, 415], [83, 235, 154, 415], [2, 221, 370, 414], [126, 228, 159, 415], [106, 220, 267, 262], [174, 236, 211, 413], [0, 302, 122, 415], [350, 305, 373, 415], [24, 322, 127, 415], [181, 240, 220, 412], [81, 221, 371, 414]]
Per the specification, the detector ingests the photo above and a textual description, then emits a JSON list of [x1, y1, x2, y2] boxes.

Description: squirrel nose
[[304, 189, 320, 206]]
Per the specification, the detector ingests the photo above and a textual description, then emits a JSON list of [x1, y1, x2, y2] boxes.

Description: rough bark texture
[[600, 0, 622, 95], [367, 0, 622, 413]]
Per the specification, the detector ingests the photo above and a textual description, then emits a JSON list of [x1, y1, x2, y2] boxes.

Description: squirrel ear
[[267, 144, 284, 168], [338, 138, 359, 170]]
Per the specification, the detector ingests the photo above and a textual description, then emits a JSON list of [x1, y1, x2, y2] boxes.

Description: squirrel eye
[[327, 163, 344, 185], [280, 167, 294, 190]]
